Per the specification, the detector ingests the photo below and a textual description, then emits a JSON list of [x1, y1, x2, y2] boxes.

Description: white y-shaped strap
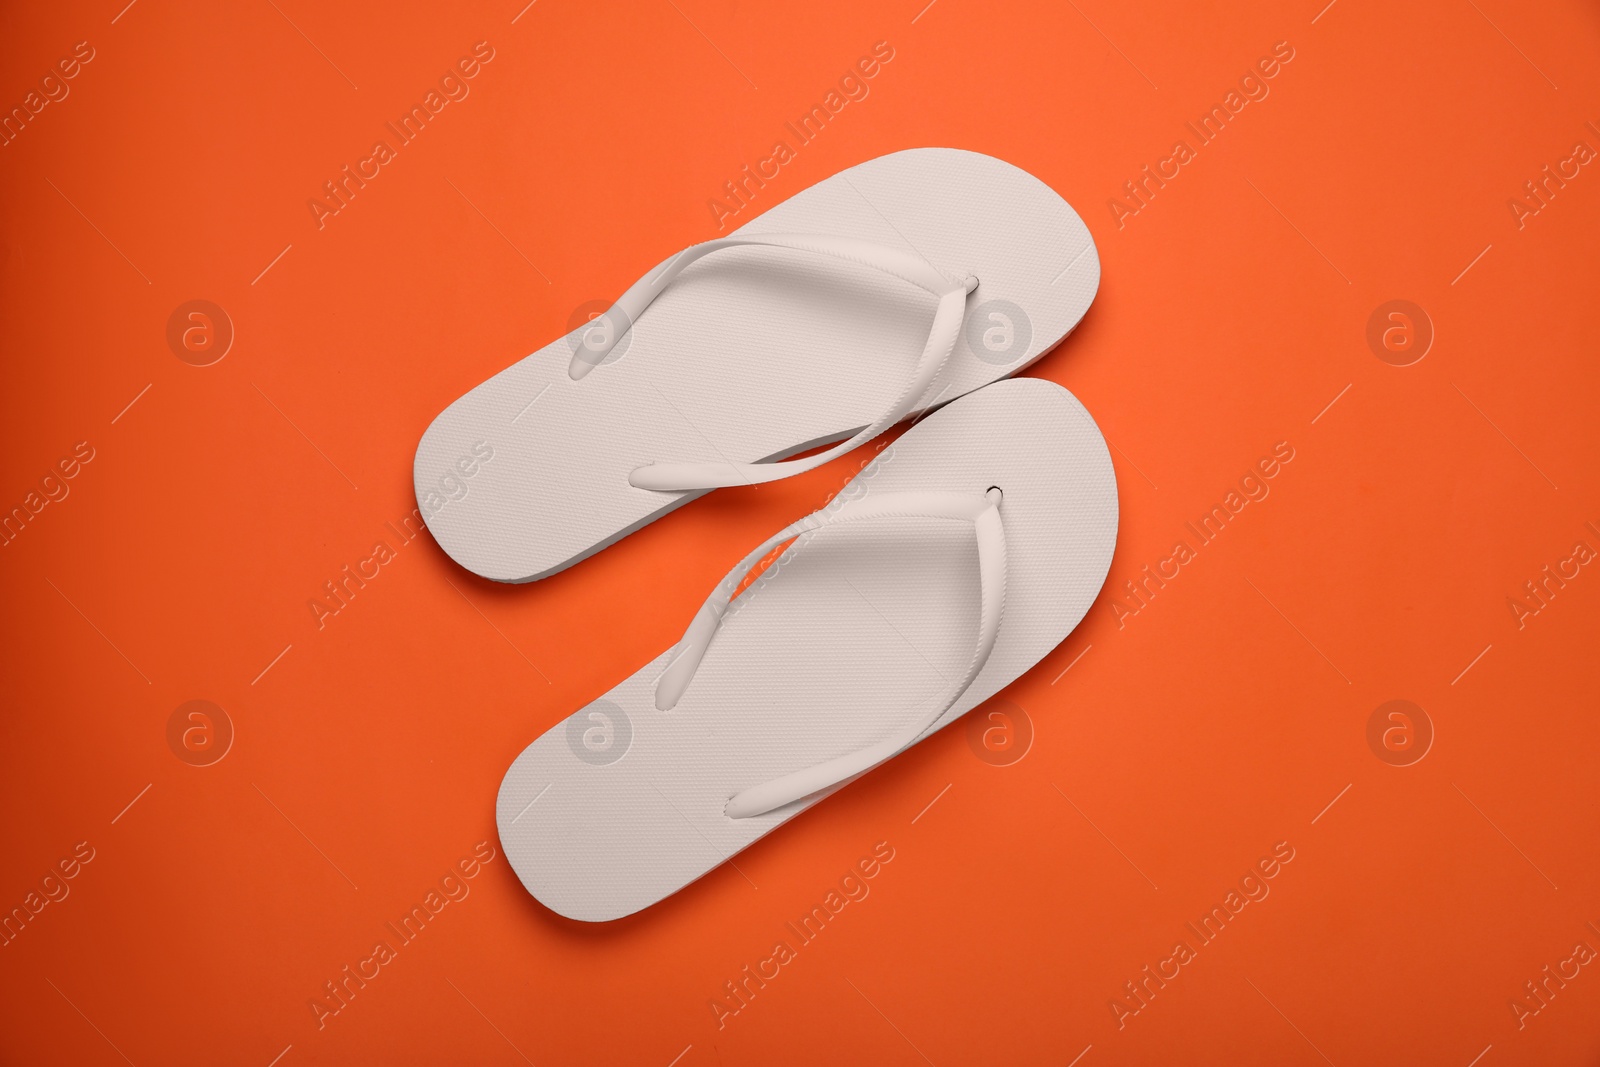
[[567, 233, 977, 492], [652, 488, 1007, 820]]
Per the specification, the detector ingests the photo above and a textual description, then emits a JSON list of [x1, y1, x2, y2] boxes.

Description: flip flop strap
[[651, 488, 1007, 820], [567, 232, 976, 492]]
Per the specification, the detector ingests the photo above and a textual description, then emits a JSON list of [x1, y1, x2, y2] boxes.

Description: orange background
[[2, 1, 1598, 1064]]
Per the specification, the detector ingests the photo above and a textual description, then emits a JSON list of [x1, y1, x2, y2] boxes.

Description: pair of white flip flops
[[415, 148, 1118, 922]]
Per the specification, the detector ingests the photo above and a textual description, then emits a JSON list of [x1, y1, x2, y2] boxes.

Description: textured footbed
[[496, 378, 1118, 922], [415, 148, 1099, 582]]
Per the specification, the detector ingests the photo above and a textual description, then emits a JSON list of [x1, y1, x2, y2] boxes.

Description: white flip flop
[[415, 148, 1099, 582], [496, 377, 1117, 921]]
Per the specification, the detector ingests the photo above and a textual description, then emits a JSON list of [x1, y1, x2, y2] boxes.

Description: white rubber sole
[[496, 378, 1118, 921], [415, 148, 1100, 582]]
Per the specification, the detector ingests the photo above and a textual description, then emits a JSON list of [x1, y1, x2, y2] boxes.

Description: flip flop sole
[[416, 148, 1099, 582], [496, 377, 1117, 921]]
